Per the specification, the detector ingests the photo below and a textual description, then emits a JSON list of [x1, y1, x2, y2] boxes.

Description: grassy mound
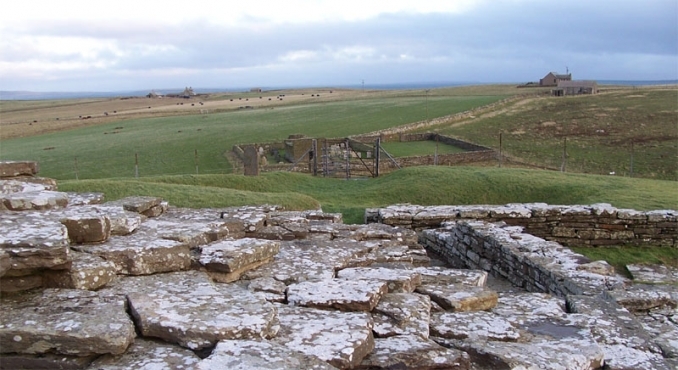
[[59, 166, 678, 224]]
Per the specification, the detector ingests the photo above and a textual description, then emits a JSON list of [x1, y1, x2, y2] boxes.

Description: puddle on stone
[[525, 321, 582, 339]]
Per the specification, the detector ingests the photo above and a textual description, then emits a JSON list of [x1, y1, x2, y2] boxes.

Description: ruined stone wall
[[419, 220, 622, 297], [367, 203, 678, 247]]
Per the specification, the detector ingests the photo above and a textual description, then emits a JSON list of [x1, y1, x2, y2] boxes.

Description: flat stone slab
[[86, 205, 141, 236], [71, 231, 191, 275], [66, 192, 105, 206], [359, 335, 471, 370], [627, 264, 678, 285], [88, 338, 201, 370], [440, 336, 605, 370], [430, 311, 522, 342], [0, 212, 70, 272], [247, 277, 287, 303], [0, 353, 96, 370], [43, 251, 116, 290], [337, 266, 422, 293], [59, 210, 111, 244], [607, 287, 676, 312], [273, 305, 375, 369], [287, 279, 388, 311], [199, 238, 280, 273], [243, 240, 375, 284], [0, 289, 135, 356], [105, 196, 162, 214], [345, 243, 430, 267], [491, 293, 567, 325], [372, 293, 431, 339], [0, 161, 39, 177], [413, 266, 488, 287], [122, 271, 279, 350], [0, 179, 51, 194], [137, 217, 229, 248], [196, 340, 338, 370], [2, 190, 69, 211], [0, 250, 10, 277], [415, 283, 498, 312]]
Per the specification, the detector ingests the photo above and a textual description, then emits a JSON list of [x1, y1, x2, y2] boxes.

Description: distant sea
[[1, 80, 676, 100]]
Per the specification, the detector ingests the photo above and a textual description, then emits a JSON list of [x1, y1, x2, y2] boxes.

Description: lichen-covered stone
[[105, 196, 163, 214], [197, 340, 338, 370], [243, 240, 374, 284], [88, 338, 201, 370], [430, 311, 522, 342], [59, 212, 111, 244], [439, 336, 604, 370], [0, 250, 10, 277], [416, 283, 498, 312], [123, 271, 279, 350], [0, 289, 135, 356], [372, 293, 431, 339], [627, 264, 678, 285], [2, 190, 69, 211], [0, 161, 39, 177], [0, 353, 96, 370], [247, 277, 287, 303], [287, 279, 388, 311], [337, 266, 422, 293], [358, 335, 471, 370], [413, 267, 488, 287], [199, 238, 280, 273], [273, 305, 374, 369], [71, 232, 190, 275], [0, 213, 70, 272], [43, 251, 116, 290], [0, 273, 43, 293]]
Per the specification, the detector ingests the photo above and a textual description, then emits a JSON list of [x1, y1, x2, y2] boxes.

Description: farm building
[[552, 80, 599, 96], [250, 88, 263, 93], [539, 72, 572, 87], [181, 87, 196, 98]]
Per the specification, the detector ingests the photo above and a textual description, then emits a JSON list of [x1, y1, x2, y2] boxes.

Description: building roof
[[557, 80, 597, 88], [546, 72, 572, 78]]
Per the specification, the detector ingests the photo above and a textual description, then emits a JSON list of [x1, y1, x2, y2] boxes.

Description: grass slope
[[59, 166, 678, 224], [436, 89, 678, 180]]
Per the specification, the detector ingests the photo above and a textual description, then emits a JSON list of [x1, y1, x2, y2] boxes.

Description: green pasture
[[59, 166, 678, 225], [0, 93, 504, 180], [380, 140, 467, 157], [435, 89, 678, 180]]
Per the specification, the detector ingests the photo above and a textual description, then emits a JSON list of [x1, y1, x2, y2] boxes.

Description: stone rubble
[[1, 161, 677, 369]]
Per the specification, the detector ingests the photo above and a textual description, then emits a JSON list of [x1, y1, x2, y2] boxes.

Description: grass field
[[1, 91, 505, 179], [58, 166, 678, 225], [380, 140, 467, 157], [432, 88, 678, 180], [2, 84, 677, 270]]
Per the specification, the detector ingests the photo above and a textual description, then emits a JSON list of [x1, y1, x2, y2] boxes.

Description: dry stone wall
[[367, 203, 678, 247], [1, 161, 677, 369]]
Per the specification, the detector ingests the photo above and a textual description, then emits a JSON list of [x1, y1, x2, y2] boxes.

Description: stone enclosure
[[1, 161, 677, 370]]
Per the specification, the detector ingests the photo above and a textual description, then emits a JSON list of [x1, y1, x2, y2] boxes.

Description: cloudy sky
[[1, 0, 676, 92]]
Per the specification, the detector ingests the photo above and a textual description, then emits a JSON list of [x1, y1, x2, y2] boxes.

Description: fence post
[[135, 153, 139, 178], [74, 157, 79, 180], [312, 139, 318, 176], [629, 142, 634, 177], [498, 133, 503, 168], [345, 139, 350, 180], [195, 149, 199, 175], [560, 137, 567, 172], [375, 137, 381, 177]]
